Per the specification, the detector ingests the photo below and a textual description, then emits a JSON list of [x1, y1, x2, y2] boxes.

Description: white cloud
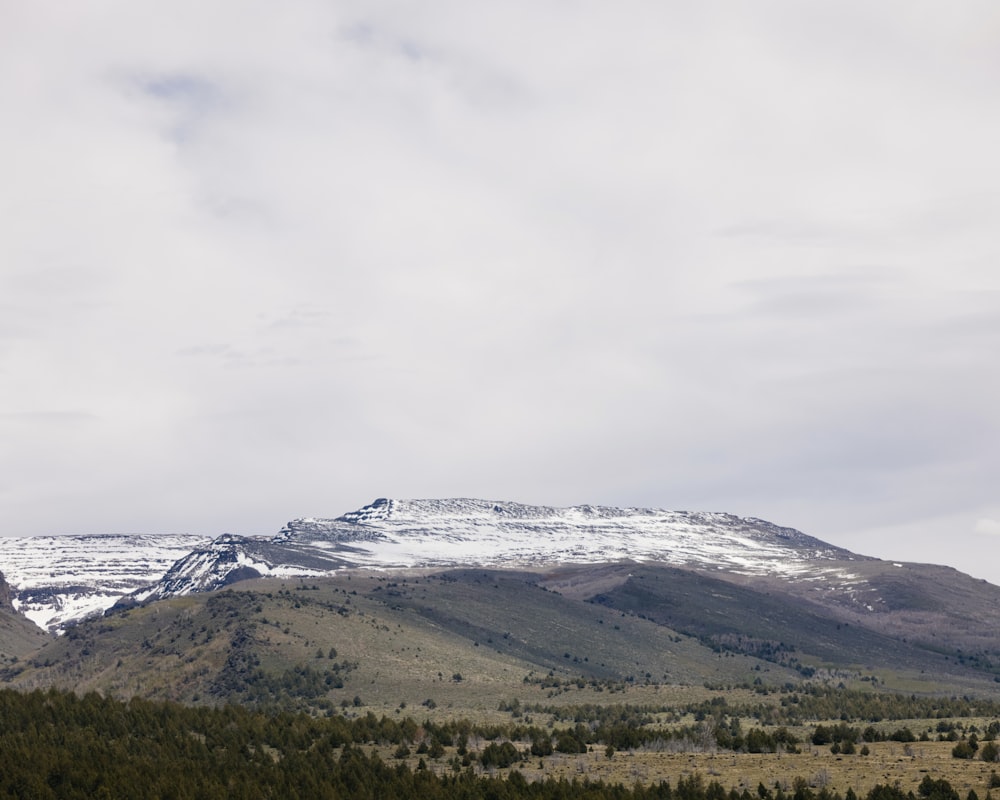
[[2, 2, 1000, 583]]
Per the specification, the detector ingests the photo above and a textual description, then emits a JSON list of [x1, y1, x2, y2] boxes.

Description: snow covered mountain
[[135, 497, 870, 603], [0, 534, 210, 631], [0, 498, 876, 632], [315, 497, 858, 572]]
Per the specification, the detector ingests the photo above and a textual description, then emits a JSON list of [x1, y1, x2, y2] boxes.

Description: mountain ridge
[[133, 497, 871, 607], [0, 498, 988, 644]]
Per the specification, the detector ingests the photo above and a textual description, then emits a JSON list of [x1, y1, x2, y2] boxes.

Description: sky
[[2, 2, 1000, 583]]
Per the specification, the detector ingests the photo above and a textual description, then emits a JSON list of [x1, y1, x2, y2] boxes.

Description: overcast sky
[[3, 2, 1000, 583]]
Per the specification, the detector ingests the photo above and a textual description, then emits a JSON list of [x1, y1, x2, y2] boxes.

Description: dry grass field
[[537, 739, 999, 796], [383, 738, 1000, 796]]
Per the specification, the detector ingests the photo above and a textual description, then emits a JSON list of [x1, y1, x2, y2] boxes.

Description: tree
[[812, 725, 832, 745], [555, 729, 586, 754], [919, 776, 960, 800], [479, 742, 520, 768], [530, 736, 553, 757], [953, 741, 976, 760]]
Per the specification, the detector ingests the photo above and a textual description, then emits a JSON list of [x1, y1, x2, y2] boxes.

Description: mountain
[[143, 498, 1000, 660], [135, 497, 872, 602], [4, 498, 1000, 703], [0, 534, 210, 631]]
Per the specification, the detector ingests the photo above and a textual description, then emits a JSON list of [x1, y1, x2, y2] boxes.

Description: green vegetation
[[0, 687, 996, 800]]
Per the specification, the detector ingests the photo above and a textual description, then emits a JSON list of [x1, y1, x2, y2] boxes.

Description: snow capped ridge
[[162, 497, 861, 599], [134, 532, 349, 604], [288, 498, 848, 561], [264, 498, 852, 575], [0, 533, 211, 631], [0, 499, 869, 631], [133, 535, 266, 602], [325, 497, 824, 544]]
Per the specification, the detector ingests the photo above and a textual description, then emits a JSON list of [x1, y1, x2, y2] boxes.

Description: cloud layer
[[2, 2, 999, 582]]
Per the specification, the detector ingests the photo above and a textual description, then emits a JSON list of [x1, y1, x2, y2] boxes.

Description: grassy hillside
[[576, 565, 977, 678], [2, 569, 800, 710], [6, 564, 1000, 714], [0, 607, 48, 666]]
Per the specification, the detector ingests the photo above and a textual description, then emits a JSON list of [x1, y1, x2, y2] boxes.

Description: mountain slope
[[1, 569, 805, 706], [8, 563, 1000, 708], [0, 571, 48, 663], [573, 564, 965, 676]]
